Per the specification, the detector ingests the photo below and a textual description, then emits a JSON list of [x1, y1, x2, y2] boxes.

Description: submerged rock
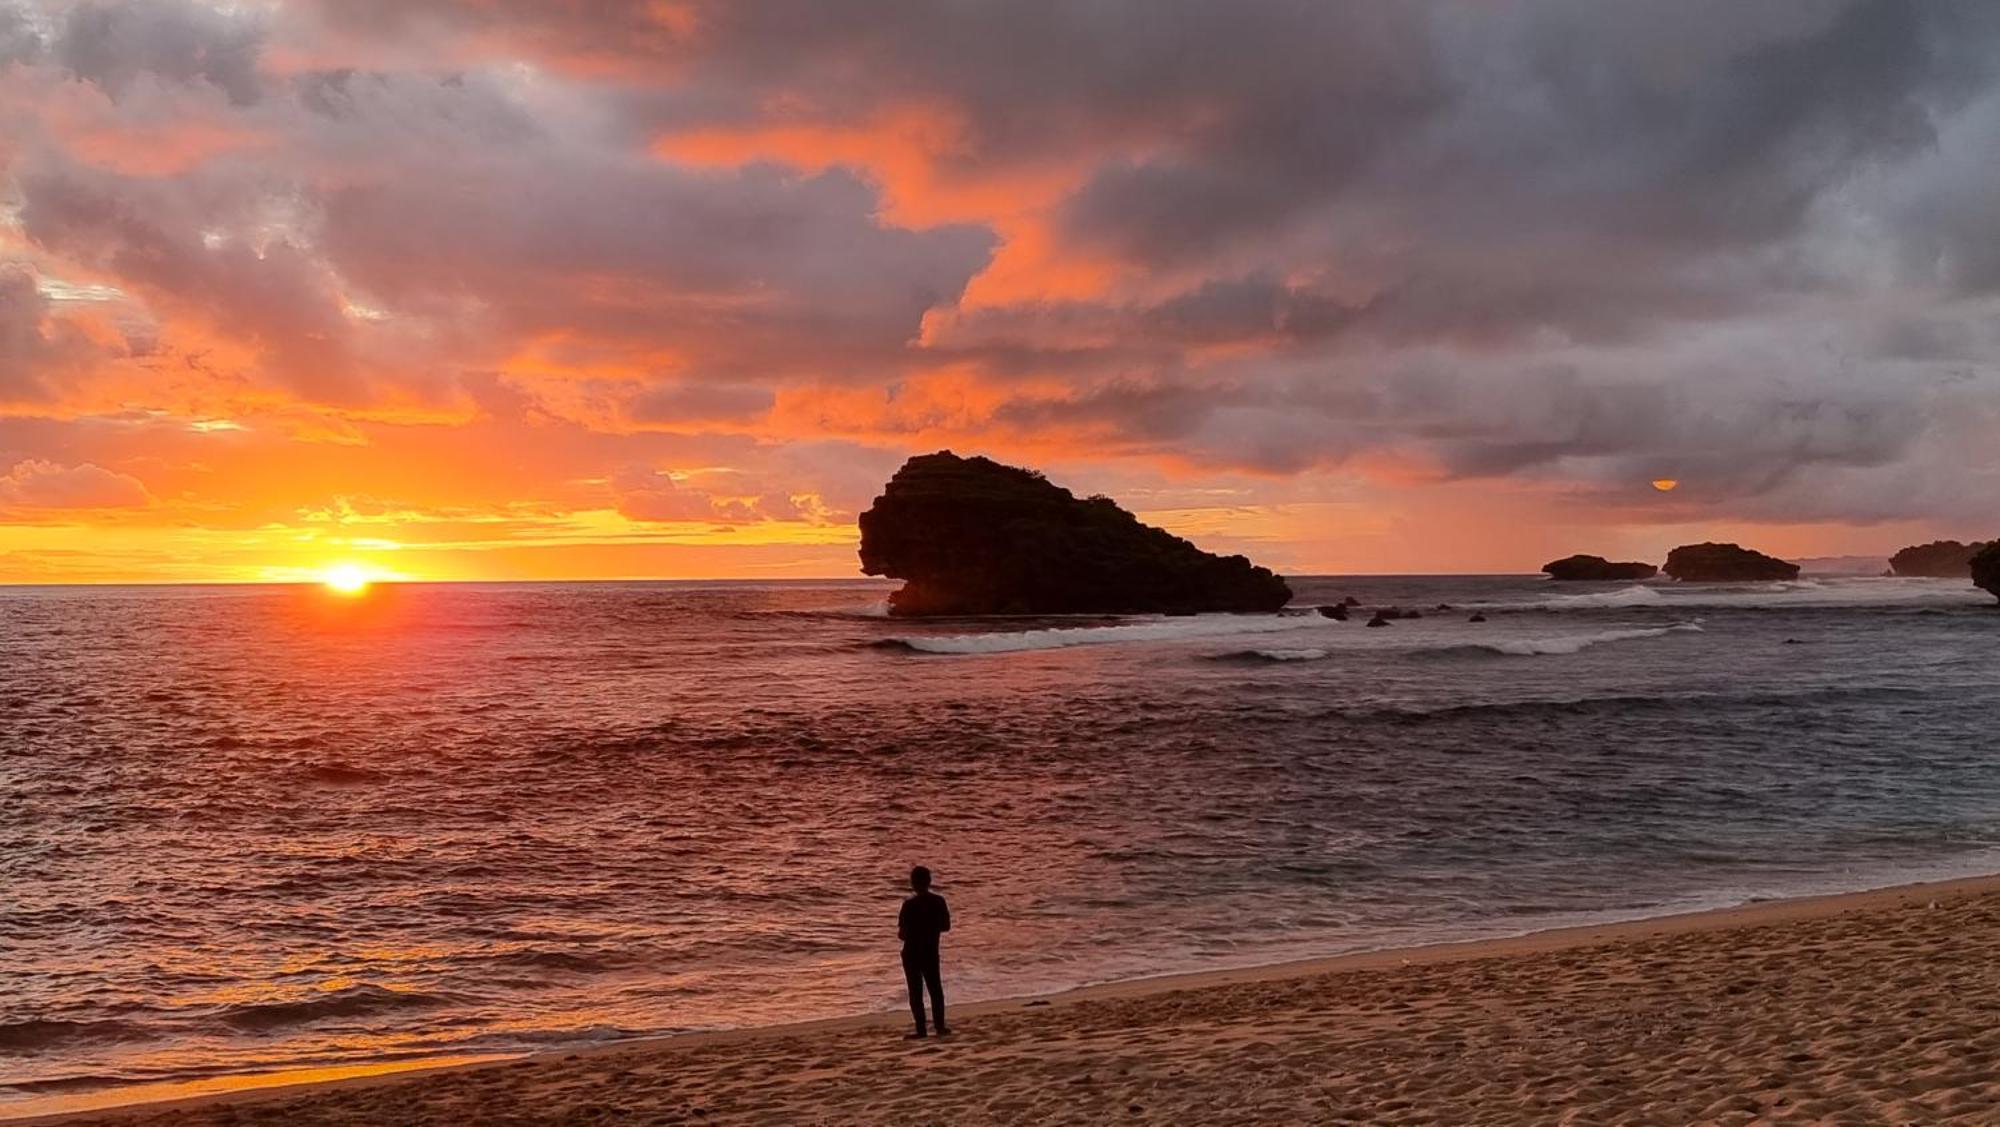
[[1316, 604, 1350, 621], [1662, 542, 1799, 582], [1974, 542, 2000, 603], [1889, 540, 1993, 578], [1366, 613, 1392, 627], [1542, 554, 1660, 581], [857, 451, 1294, 616], [1468, 612, 1487, 623]]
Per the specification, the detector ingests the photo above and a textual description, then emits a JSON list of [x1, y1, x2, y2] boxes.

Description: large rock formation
[[1542, 554, 1659, 581], [1973, 542, 2000, 603], [858, 451, 1293, 616], [1889, 540, 1993, 578], [1662, 542, 1800, 582]]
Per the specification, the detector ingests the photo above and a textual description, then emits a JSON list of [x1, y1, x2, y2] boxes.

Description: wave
[[881, 613, 1329, 655], [1439, 623, 1703, 657], [0, 1018, 155, 1052], [483, 948, 634, 974], [1324, 684, 1930, 725], [304, 763, 386, 785], [1540, 585, 1668, 609], [1525, 577, 1984, 612], [214, 985, 459, 1031], [1213, 647, 1332, 663]]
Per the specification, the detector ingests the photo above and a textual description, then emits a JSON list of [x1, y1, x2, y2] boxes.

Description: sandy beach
[[13, 874, 2000, 1125]]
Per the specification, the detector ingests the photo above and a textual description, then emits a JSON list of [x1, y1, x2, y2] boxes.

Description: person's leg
[[925, 951, 946, 1033], [902, 954, 928, 1035]]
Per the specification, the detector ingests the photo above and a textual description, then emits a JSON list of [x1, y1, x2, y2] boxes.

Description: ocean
[[3, 574, 1997, 1108]]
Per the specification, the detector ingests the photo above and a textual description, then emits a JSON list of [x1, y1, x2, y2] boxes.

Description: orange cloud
[[0, 459, 154, 511]]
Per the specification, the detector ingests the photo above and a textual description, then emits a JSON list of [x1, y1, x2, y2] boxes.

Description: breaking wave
[[1540, 585, 1669, 609], [881, 613, 1329, 654], [1212, 647, 1332, 663], [1430, 623, 1703, 657], [1526, 577, 1983, 612]]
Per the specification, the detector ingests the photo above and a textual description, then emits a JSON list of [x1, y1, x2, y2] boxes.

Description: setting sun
[[320, 564, 374, 595], [1652, 479, 1680, 492]]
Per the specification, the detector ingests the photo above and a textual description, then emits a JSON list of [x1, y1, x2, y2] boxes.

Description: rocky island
[[1889, 540, 1993, 577], [1974, 542, 2000, 603], [1662, 542, 1799, 582], [1542, 554, 1659, 581], [858, 451, 1293, 616]]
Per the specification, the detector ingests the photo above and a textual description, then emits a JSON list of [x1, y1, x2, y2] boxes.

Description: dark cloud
[[627, 382, 775, 426], [4, 0, 1999, 536], [53, 0, 267, 104], [0, 266, 117, 403]]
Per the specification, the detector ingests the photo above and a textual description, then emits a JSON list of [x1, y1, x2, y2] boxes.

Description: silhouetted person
[[899, 865, 951, 1038]]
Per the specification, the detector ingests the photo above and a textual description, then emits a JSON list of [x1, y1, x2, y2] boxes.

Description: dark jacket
[[899, 891, 951, 952]]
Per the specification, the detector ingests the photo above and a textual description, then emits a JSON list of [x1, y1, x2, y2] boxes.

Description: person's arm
[[938, 897, 951, 933], [898, 899, 911, 941]]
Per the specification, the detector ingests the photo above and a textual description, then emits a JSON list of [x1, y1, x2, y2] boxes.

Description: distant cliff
[[857, 451, 1294, 616], [1889, 540, 1992, 578], [1662, 542, 1799, 582], [1542, 555, 1659, 582], [1974, 542, 2000, 603]]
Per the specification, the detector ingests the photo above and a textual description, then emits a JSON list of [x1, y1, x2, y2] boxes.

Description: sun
[[1651, 478, 1680, 492], [320, 563, 374, 596]]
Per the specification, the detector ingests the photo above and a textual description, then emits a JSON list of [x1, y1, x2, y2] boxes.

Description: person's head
[[909, 865, 932, 892]]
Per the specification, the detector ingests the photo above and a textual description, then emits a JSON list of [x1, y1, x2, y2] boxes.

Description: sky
[[2, 0, 1998, 584]]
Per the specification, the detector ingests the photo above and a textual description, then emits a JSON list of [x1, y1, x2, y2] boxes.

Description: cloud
[[609, 465, 804, 524], [0, 458, 152, 509], [0, 266, 120, 403], [55, 0, 266, 105], [627, 381, 775, 426], [5, 0, 2000, 581]]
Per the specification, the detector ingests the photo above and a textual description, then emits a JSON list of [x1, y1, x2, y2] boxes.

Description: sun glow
[[320, 563, 375, 596]]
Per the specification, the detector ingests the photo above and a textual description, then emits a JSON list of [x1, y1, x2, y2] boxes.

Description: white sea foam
[[1527, 577, 1982, 611], [1462, 623, 1702, 656], [1542, 585, 1669, 609], [889, 613, 1330, 654], [1243, 648, 1331, 662]]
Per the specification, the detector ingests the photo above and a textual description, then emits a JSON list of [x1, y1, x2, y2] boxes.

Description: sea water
[[2, 575, 1996, 1104]]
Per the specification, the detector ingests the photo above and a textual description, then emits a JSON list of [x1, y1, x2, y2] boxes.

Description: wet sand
[[18, 874, 2000, 1125]]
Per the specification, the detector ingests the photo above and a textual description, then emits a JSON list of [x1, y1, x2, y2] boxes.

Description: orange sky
[[3, 1, 1995, 584]]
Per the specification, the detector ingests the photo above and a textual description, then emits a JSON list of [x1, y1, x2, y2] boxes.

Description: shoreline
[[14, 869, 2000, 1124]]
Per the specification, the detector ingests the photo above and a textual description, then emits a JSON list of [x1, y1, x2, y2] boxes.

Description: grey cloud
[[7, 54, 993, 405], [0, 266, 118, 403], [8, 0, 2000, 530], [52, 0, 266, 104], [18, 162, 365, 402], [627, 382, 775, 426], [0, 5, 38, 63]]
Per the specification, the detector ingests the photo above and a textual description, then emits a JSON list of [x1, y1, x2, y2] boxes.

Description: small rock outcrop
[[1542, 554, 1660, 581], [857, 451, 1294, 616], [1889, 540, 1993, 578], [1662, 542, 1799, 582], [1316, 604, 1350, 621], [1973, 542, 2000, 603]]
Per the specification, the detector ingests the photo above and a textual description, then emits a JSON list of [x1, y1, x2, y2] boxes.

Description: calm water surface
[[3, 575, 1997, 1104]]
